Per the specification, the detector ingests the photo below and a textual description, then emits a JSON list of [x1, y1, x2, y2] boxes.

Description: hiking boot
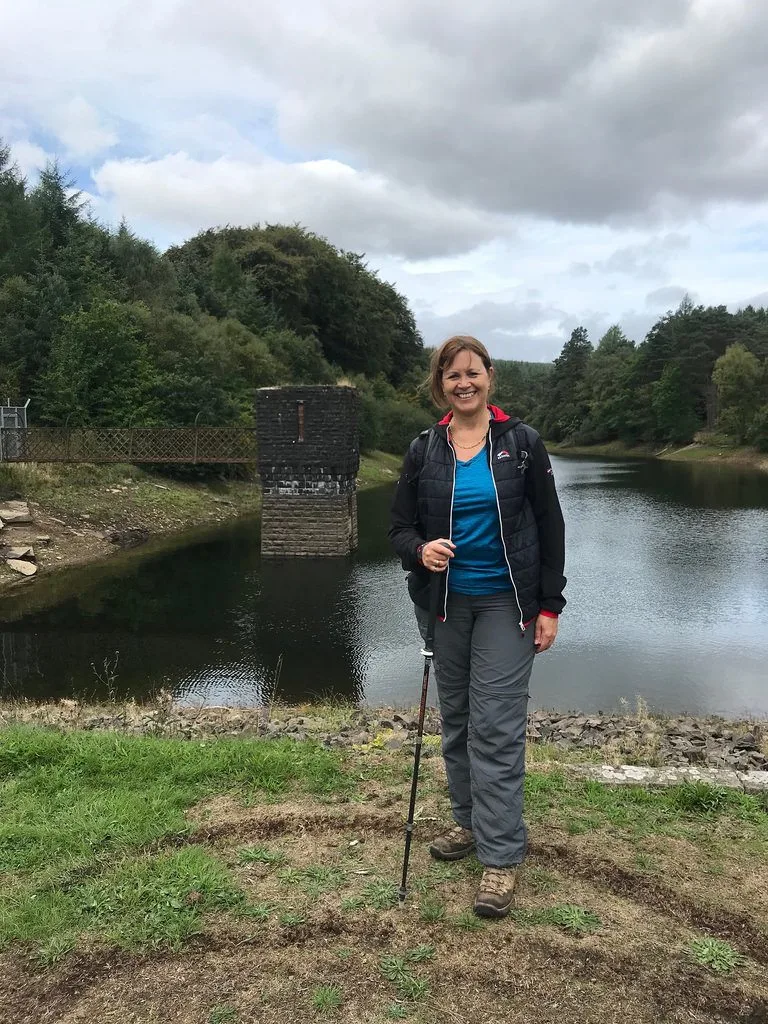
[[473, 866, 519, 918], [429, 825, 476, 861]]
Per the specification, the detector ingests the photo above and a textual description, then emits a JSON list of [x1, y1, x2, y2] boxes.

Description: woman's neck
[[449, 406, 491, 433]]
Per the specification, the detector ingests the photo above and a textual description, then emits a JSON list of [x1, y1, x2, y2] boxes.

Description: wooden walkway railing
[[0, 427, 258, 464]]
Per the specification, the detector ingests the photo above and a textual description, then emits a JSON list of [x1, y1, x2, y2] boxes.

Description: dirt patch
[[530, 839, 768, 965], [4, 756, 768, 1023]]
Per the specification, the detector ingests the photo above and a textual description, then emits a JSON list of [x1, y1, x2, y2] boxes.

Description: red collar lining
[[438, 404, 511, 426]]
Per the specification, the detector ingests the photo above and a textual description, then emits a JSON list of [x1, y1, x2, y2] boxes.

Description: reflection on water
[[1, 455, 768, 716]]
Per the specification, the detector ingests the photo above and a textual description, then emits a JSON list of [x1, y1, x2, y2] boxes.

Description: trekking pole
[[398, 570, 441, 905]]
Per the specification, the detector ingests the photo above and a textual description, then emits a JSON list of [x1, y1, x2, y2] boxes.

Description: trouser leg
[[467, 593, 536, 867], [416, 593, 473, 830]]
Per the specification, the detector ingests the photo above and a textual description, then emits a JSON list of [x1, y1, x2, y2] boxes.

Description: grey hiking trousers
[[416, 591, 536, 868]]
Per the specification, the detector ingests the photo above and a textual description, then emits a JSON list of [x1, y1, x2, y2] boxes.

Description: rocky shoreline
[[2, 699, 766, 772]]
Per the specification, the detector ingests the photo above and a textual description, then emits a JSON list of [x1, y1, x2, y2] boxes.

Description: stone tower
[[255, 385, 360, 556]]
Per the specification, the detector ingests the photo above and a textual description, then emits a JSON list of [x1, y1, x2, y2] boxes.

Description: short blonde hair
[[427, 335, 494, 408]]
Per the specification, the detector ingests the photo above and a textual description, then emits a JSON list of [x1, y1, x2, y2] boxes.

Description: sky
[[3, 0, 768, 362]]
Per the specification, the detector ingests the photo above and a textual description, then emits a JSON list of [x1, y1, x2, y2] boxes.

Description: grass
[[546, 436, 768, 473], [208, 1007, 239, 1024], [311, 985, 343, 1014], [523, 770, 768, 844], [0, 727, 347, 952], [237, 845, 287, 866], [0, 461, 261, 528], [2, 728, 767, 1023], [688, 938, 747, 974], [355, 451, 403, 488]]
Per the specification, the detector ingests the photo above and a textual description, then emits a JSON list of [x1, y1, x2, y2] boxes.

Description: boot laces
[[445, 825, 472, 843], [481, 867, 516, 895]]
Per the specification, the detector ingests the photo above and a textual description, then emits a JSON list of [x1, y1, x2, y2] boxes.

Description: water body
[[1, 456, 767, 717]]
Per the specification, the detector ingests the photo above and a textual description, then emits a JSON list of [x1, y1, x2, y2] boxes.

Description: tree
[[581, 325, 637, 442], [651, 364, 699, 443], [0, 143, 37, 280], [37, 300, 156, 425], [712, 344, 765, 442], [541, 327, 593, 440]]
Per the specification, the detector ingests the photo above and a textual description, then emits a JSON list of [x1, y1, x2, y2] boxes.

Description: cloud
[[593, 233, 690, 279], [93, 151, 511, 259], [418, 298, 566, 356], [6, 139, 48, 180], [168, 0, 768, 222], [43, 97, 117, 159], [645, 285, 694, 309]]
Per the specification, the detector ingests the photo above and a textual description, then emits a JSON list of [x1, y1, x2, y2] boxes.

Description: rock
[[733, 733, 758, 751], [0, 501, 32, 524], [5, 546, 35, 562], [378, 719, 395, 730], [35, 536, 52, 547], [0, 517, 4, 530], [7, 559, 37, 576], [108, 528, 150, 549]]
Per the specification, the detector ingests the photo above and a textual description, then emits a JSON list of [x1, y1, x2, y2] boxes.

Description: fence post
[[0, 427, 4, 463], [193, 411, 202, 465]]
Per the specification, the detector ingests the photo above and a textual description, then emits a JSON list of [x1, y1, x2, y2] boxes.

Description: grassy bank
[[0, 452, 400, 593], [2, 726, 767, 1023], [548, 435, 768, 472]]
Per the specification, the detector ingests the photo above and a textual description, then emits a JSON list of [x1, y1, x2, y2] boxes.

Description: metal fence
[[0, 427, 258, 464]]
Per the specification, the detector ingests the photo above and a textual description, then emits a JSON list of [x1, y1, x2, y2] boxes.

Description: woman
[[388, 335, 566, 919]]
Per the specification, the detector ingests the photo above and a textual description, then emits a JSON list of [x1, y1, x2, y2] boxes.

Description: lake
[[1, 455, 767, 717]]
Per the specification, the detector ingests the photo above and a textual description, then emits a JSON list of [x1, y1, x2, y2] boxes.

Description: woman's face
[[442, 349, 493, 418]]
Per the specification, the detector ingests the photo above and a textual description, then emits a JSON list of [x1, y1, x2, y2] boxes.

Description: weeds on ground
[[235, 901, 275, 921], [208, 1007, 239, 1024], [419, 898, 446, 923], [359, 879, 399, 909], [380, 955, 431, 1001], [278, 911, 307, 927], [238, 846, 287, 866], [385, 1004, 410, 1020], [511, 904, 601, 935], [688, 938, 747, 974], [311, 985, 343, 1014], [453, 910, 485, 931]]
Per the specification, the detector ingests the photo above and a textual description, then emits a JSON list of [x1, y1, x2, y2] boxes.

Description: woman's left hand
[[534, 614, 558, 653]]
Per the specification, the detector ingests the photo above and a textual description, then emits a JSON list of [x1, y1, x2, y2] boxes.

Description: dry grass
[[2, 743, 767, 1024]]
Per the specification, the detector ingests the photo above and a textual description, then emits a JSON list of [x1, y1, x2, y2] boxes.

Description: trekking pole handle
[[420, 572, 441, 658]]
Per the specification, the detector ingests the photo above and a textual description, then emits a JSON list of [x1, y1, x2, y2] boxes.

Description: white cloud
[[93, 151, 512, 260], [6, 139, 48, 180], [44, 97, 117, 160]]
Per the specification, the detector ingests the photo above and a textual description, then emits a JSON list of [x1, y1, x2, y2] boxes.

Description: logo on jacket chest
[[496, 449, 511, 460]]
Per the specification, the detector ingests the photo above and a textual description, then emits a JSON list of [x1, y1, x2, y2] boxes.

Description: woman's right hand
[[420, 538, 456, 573]]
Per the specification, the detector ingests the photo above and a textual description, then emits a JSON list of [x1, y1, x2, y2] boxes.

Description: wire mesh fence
[[0, 427, 258, 464]]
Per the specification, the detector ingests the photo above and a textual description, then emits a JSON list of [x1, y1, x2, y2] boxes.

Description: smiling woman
[[389, 333, 567, 919]]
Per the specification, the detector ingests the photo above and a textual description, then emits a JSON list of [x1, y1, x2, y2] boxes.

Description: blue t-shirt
[[448, 448, 513, 595]]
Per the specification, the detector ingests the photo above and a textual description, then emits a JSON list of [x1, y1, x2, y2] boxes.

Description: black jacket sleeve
[[388, 438, 426, 571], [526, 435, 567, 614]]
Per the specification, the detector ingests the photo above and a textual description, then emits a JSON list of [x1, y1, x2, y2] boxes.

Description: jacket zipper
[[487, 428, 525, 632]]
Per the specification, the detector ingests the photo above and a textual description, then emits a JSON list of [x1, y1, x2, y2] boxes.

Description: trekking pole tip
[[397, 886, 407, 905]]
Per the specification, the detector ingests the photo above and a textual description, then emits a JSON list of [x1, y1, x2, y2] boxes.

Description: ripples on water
[[1, 455, 767, 716]]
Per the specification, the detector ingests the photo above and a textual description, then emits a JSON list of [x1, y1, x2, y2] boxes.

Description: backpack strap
[[514, 423, 530, 474], [421, 427, 437, 469]]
